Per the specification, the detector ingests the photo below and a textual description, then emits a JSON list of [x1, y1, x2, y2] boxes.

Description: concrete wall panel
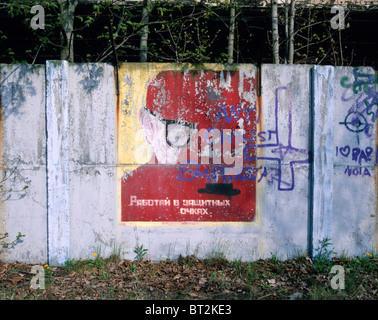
[[0, 64, 47, 264], [332, 67, 377, 257], [68, 62, 118, 260], [258, 64, 312, 259]]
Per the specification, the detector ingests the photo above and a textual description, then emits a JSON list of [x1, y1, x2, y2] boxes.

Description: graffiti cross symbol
[[245, 86, 310, 191], [339, 111, 368, 133]]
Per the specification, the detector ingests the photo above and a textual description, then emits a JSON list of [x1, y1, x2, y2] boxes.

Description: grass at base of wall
[[0, 253, 376, 300]]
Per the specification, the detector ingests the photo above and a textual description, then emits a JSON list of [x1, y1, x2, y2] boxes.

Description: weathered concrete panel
[[68, 62, 118, 260], [311, 65, 335, 257], [46, 61, 71, 266], [69, 63, 116, 165], [258, 64, 312, 259], [332, 67, 377, 257], [0, 64, 47, 264]]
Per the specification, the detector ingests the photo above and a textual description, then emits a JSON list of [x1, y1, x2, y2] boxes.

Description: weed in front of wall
[[64, 258, 77, 273], [314, 237, 336, 260], [0, 163, 28, 258], [90, 253, 107, 270], [246, 262, 259, 284], [209, 270, 230, 290], [134, 244, 148, 262], [313, 237, 336, 274], [63, 252, 108, 276], [354, 253, 377, 273], [108, 242, 124, 263], [126, 264, 138, 273], [44, 264, 54, 286], [230, 258, 243, 277]]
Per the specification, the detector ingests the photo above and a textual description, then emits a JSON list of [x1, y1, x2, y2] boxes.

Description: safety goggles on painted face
[[144, 107, 197, 148]]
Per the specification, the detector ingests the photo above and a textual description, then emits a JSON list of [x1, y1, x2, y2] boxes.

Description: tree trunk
[[139, 0, 151, 63], [58, 0, 78, 63], [284, 0, 289, 63], [338, 29, 343, 66], [271, 0, 279, 64], [288, 0, 296, 64], [227, 0, 236, 64]]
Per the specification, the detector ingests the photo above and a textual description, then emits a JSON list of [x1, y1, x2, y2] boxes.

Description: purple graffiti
[[344, 166, 372, 177], [336, 145, 378, 166], [340, 68, 378, 138], [178, 86, 310, 191], [214, 103, 257, 124], [244, 86, 309, 191], [178, 164, 269, 184]]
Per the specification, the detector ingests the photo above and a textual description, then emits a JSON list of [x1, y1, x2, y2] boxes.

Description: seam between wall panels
[[46, 61, 70, 266], [310, 66, 334, 258]]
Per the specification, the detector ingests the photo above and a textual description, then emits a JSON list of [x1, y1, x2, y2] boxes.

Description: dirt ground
[[0, 255, 377, 300]]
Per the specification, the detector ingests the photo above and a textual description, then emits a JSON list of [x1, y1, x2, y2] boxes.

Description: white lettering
[[30, 265, 45, 290], [330, 5, 345, 30], [30, 5, 45, 30], [129, 196, 137, 206], [330, 265, 345, 290], [145, 304, 179, 318]]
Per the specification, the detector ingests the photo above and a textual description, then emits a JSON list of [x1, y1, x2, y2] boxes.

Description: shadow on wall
[[74, 63, 104, 94], [0, 65, 38, 119]]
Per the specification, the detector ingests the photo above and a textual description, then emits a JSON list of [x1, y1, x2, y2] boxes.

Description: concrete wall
[[0, 64, 47, 263], [0, 61, 376, 265]]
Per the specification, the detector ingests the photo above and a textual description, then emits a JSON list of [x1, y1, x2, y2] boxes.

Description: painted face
[[141, 108, 195, 164], [141, 70, 253, 167]]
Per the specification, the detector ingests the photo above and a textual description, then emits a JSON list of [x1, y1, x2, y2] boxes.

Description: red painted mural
[[121, 69, 258, 222]]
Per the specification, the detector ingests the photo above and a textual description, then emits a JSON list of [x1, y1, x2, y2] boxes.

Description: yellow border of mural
[[117, 63, 261, 227]]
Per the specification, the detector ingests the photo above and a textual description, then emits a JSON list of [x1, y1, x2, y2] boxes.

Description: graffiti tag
[[339, 68, 378, 139], [178, 86, 310, 191]]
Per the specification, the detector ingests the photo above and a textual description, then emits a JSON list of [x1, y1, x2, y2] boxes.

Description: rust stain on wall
[[255, 67, 263, 225]]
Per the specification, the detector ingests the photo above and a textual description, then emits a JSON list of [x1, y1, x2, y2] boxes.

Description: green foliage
[[245, 262, 259, 284], [2, 0, 60, 64], [290, 6, 354, 65], [314, 237, 336, 260], [126, 263, 138, 273], [0, 170, 29, 205], [346, 255, 377, 274], [230, 258, 243, 274], [43, 264, 54, 286], [0, 2, 375, 72], [0, 166, 28, 255], [309, 253, 377, 299], [63, 258, 77, 273], [0, 0, 228, 64], [89, 254, 107, 270], [0, 232, 25, 254], [63, 253, 107, 275], [313, 237, 336, 273], [134, 244, 148, 262], [147, 0, 224, 63]]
